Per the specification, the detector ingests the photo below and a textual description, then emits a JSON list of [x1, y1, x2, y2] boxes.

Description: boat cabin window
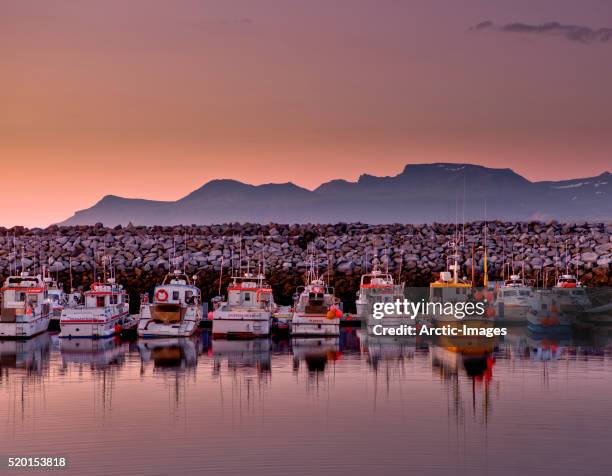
[[97, 296, 105, 307], [519, 290, 530, 296], [17, 292, 26, 302], [186, 290, 197, 304], [309, 292, 324, 300], [173, 291, 180, 301], [244, 293, 251, 302], [111, 294, 118, 305], [504, 290, 517, 297]]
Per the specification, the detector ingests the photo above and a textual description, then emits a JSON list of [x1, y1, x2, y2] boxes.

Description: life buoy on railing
[[155, 289, 169, 302]]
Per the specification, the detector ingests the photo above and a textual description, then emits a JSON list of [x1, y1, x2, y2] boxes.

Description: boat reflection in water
[[4, 324, 612, 475], [526, 335, 569, 361], [59, 336, 126, 369], [291, 337, 340, 373], [358, 329, 415, 371], [212, 338, 271, 374], [138, 336, 199, 369], [430, 319, 497, 424], [0, 331, 51, 375]]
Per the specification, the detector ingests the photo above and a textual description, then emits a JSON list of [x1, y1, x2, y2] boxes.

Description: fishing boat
[[291, 260, 341, 336], [59, 278, 129, 338], [552, 274, 591, 313], [138, 270, 203, 338], [493, 274, 536, 324], [356, 260, 408, 332], [0, 272, 51, 338], [212, 272, 275, 338], [527, 290, 572, 334], [45, 275, 67, 324], [46, 262, 82, 329], [429, 238, 494, 327], [429, 253, 473, 323]]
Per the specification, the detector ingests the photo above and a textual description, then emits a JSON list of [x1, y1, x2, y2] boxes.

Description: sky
[[1, 0, 611, 227]]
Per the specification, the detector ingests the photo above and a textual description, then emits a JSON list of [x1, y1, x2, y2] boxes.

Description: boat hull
[[138, 305, 202, 338], [138, 319, 200, 338], [213, 319, 270, 339], [60, 307, 128, 338], [212, 313, 271, 338], [0, 314, 50, 339], [291, 315, 340, 336]]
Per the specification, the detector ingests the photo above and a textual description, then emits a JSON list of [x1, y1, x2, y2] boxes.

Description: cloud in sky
[[471, 21, 612, 44]]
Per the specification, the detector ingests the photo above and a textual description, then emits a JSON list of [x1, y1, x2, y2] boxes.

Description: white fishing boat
[[552, 274, 591, 313], [291, 261, 341, 336], [59, 278, 129, 338], [493, 274, 536, 324], [0, 272, 51, 338], [356, 261, 408, 332], [44, 276, 66, 322], [213, 272, 275, 338], [138, 270, 203, 338]]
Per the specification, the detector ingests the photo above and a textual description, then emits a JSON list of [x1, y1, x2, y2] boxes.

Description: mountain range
[[59, 163, 612, 225]]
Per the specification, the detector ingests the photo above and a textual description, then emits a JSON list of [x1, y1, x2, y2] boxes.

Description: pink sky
[[1, 0, 611, 227]]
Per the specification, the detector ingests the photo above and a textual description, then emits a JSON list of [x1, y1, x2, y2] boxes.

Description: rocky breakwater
[[0, 222, 611, 310]]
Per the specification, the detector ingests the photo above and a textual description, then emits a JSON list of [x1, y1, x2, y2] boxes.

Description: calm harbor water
[[2, 327, 612, 476]]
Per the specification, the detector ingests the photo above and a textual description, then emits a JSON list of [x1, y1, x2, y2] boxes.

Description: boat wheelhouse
[[291, 262, 341, 336], [493, 274, 536, 324], [356, 263, 408, 330], [138, 270, 203, 338], [59, 278, 129, 338], [552, 274, 591, 313], [0, 272, 51, 338], [212, 272, 275, 338], [429, 258, 473, 322]]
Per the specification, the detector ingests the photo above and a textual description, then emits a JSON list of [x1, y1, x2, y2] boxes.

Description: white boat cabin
[[1, 273, 49, 317], [84, 279, 128, 308], [555, 274, 583, 289], [152, 271, 200, 305], [359, 269, 395, 289], [225, 274, 274, 310]]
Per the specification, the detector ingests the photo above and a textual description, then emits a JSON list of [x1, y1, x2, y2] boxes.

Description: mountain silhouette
[[59, 163, 612, 225]]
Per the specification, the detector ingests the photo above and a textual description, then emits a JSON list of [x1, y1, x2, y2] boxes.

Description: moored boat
[[493, 274, 536, 324], [212, 272, 275, 338], [59, 278, 129, 338], [552, 274, 591, 313], [291, 260, 341, 336], [0, 272, 51, 339], [527, 290, 572, 334], [356, 261, 409, 332], [138, 270, 203, 338]]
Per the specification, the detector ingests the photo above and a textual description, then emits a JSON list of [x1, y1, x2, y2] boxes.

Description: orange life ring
[[155, 289, 169, 302]]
